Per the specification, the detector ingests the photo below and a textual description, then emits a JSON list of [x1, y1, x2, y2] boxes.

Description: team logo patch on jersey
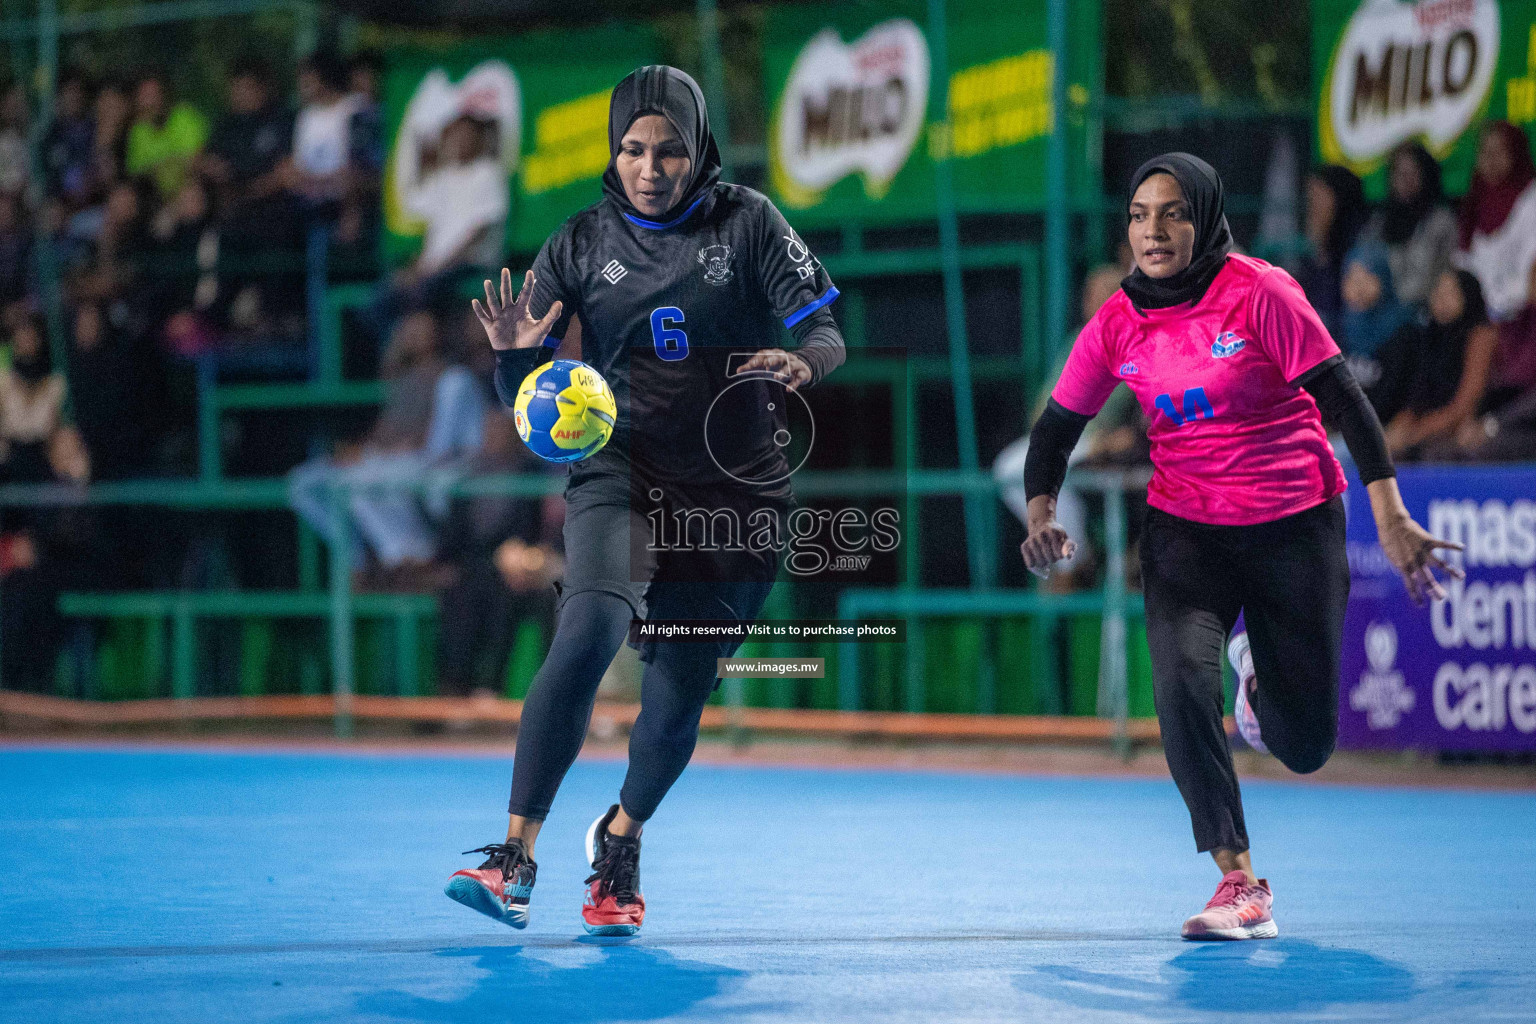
[[602, 260, 628, 284], [1211, 333, 1246, 358], [697, 244, 734, 286], [1119, 362, 1140, 376]]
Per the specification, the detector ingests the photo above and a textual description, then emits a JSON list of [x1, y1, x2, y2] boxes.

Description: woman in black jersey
[[445, 66, 844, 936]]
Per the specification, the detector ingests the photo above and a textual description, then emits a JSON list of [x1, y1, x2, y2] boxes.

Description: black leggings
[[1140, 496, 1349, 854], [507, 490, 778, 825], [505, 589, 748, 824]]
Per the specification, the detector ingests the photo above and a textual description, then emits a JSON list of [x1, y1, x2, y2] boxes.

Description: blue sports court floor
[[2, 744, 1534, 1024]]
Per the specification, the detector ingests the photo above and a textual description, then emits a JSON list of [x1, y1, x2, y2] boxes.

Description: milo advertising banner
[[1340, 464, 1536, 752], [1314, 0, 1536, 196], [382, 25, 659, 263], [764, 0, 1100, 225]]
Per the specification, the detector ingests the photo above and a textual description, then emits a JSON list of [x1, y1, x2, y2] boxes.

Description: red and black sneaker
[[444, 839, 537, 929], [582, 804, 645, 936]]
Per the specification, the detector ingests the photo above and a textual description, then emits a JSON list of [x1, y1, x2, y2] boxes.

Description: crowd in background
[[1295, 122, 1536, 463], [0, 45, 1533, 689], [0, 52, 551, 695]]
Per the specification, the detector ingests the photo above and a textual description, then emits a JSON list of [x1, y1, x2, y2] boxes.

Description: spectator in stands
[[125, 73, 208, 200], [364, 113, 508, 348], [1293, 166, 1368, 342], [42, 72, 96, 209], [151, 175, 223, 355], [1378, 270, 1496, 460], [1358, 141, 1456, 309], [1453, 259, 1536, 461], [288, 310, 487, 589], [0, 314, 76, 484], [1340, 239, 1412, 390], [349, 50, 384, 110], [436, 407, 563, 699], [91, 80, 132, 186], [199, 57, 294, 219], [1456, 121, 1536, 322], [66, 301, 150, 481], [994, 263, 1148, 587], [0, 83, 30, 198], [0, 192, 31, 310], [286, 50, 364, 209]]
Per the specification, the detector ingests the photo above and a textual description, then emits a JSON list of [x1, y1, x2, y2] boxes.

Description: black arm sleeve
[[493, 346, 552, 410], [788, 307, 845, 387], [1296, 354, 1396, 485], [1023, 398, 1093, 502]]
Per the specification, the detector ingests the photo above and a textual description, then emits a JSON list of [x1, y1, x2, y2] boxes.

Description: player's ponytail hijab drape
[[1121, 152, 1234, 311], [601, 65, 724, 225]]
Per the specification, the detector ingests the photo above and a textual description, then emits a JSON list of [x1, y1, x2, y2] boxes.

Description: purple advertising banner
[[1340, 464, 1536, 752]]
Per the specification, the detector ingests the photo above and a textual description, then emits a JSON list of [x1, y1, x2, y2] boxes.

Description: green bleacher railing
[[195, 241, 1044, 482], [0, 466, 1149, 744]]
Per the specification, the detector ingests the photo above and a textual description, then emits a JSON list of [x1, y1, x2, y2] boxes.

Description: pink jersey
[[1051, 254, 1347, 526]]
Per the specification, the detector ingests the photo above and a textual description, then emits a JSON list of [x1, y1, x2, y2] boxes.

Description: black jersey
[[525, 183, 838, 499]]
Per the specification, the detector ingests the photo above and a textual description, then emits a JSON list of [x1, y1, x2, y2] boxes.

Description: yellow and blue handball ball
[[512, 359, 617, 463]]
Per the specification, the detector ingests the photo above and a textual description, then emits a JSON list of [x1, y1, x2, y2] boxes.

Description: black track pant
[[507, 490, 777, 824], [1140, 496, 1349, 854]]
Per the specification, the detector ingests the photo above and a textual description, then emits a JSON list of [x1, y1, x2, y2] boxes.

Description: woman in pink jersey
[[1022, 153, 1461, 940]]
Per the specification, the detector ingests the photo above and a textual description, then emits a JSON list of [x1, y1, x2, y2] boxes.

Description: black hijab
[[601, 65, 723, 226], [1380, 141, 1444, 246], [1121, 152, 1233, 311]]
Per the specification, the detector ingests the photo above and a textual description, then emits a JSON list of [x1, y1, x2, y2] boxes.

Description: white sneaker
[[1227, 631, 1267, 754]]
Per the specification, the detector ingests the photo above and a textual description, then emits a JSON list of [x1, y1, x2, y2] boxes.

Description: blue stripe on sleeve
[[783, 286, 841, 329]]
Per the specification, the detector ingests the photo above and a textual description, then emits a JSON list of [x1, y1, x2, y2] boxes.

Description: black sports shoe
[[445, 838, 538, 928], [582, 804, 645, 935]]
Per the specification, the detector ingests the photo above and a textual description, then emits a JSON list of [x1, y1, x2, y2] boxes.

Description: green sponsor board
[[382, 26, 659, 264], [1313, 0, 1536, 197], [764, 0, 1100, 226]]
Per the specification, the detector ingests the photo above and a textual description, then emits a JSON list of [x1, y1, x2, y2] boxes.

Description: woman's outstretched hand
[[1367, 478, 1464, 605], [472, 268, 563, 352]]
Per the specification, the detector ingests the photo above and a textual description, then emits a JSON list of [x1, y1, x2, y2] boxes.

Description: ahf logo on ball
[[1350, 620, 1416, 729]]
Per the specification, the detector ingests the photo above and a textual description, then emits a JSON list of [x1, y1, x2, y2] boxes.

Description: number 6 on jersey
[[650, 306, 688, 361]]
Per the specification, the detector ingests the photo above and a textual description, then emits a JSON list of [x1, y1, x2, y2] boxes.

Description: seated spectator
[[1292, 165, 1368, 342], [364, 113, 508, 347], [0, 82, 29, 197], [1379, 270, 1497, 460], [1340, 239, 1412, 389], [1454, 259, 1536, 461], [199, 57, 294, 219], [0, 314, 80, 484], [1456, 121, 1536, 322], [42, 72, 96, 209], [288, 310, 487, 588], [126, 73, 208, 200], [0, 192, 31, 309], [1358, 141, 1456, 309], [994, 263, 1148, 588]]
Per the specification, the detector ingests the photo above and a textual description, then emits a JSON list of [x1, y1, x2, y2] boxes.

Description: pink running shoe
[[1227, 631, 1267, 754], [1182, 870, 1277, 940]]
